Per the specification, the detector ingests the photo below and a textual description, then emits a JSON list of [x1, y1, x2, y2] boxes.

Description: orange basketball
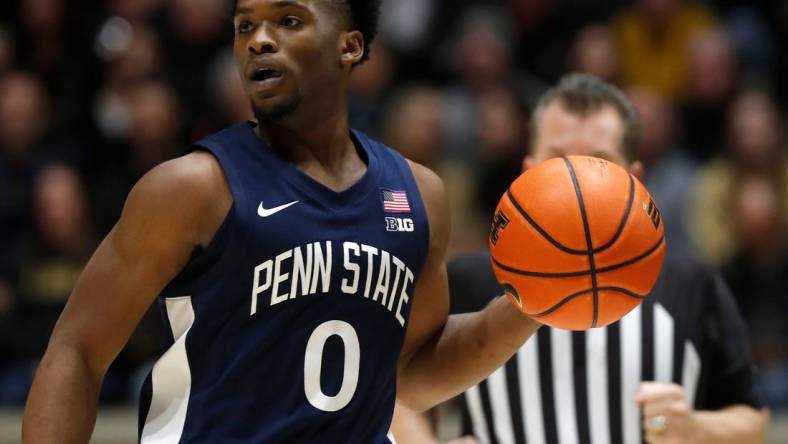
[[489, 156, 666, 330]]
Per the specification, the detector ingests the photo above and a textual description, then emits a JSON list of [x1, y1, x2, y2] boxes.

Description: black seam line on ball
[[526, 286, 647, 318], [506, 170, 636, 258], [506, 189, 589, 255], [491, 235, 664, 278], [593, 174, 635, 253], [562, 157, 600, 328]]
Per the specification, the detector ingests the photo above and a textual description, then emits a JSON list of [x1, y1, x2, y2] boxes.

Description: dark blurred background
[[0, 0, 786, 422]]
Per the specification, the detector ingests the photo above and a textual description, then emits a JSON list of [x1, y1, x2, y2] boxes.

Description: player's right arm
[[22, 152, 231, 443]]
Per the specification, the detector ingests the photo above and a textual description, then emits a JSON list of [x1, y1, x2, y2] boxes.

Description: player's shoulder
[[403, 159, 448, 252], [405, 160, 445, 203], [135, 151, 227, 200], [124, 151, 232, 244]]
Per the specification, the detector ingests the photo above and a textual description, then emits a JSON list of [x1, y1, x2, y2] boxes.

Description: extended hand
[[636, 382, 702, 444]]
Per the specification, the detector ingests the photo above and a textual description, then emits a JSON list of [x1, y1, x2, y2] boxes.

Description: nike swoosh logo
[[258, 200, 300, 218]]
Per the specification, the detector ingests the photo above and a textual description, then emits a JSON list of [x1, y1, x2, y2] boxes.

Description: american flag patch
[[381, 189, 411, 213]]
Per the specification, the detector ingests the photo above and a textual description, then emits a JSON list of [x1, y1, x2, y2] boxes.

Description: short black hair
[[230, 0, 381, 65], [337, 0, 381, 64], [530, 73, 641, 162]]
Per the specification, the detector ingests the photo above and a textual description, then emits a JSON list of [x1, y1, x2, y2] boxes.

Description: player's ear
[[339, 31, 364, 67], [629, 161, 644, 180], [522, 155, 537, 173]]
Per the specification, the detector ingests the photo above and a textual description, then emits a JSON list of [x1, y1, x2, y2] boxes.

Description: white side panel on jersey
[[141, 297, 196, 444], [586, 326, 610, 444], [518, 336, 545, 444], [466, 385, 492, 444], [682, 341, 701, 407], [487, 366, 516, 444], [654, 303, 674, 383], [551, 329, 579, 444], [620, 305, 642, 444], [387, 430, 397, 444]]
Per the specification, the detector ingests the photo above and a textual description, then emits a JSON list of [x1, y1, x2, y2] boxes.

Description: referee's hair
[[227, 0, 381, 65], [530, 73, 641, 162]]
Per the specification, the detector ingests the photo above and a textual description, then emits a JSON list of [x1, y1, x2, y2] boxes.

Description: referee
[[393, 74, 768, 444]]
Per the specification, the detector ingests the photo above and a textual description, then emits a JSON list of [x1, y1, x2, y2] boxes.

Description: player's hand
[[636, 382, 702, 444], [445, 437, 479, 444]]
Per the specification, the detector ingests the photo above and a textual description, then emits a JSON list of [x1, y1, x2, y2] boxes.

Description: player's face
[[530, 101, 629, 166], [233, 0, 353, 121]]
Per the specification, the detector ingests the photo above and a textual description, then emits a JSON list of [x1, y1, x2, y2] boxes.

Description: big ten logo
[[385, 217, 414, 232], [490, 210, 510, 245]]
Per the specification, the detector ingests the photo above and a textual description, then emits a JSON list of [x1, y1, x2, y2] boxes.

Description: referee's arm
[[638, 272, 768, 444], [636, 383, 768, 444]]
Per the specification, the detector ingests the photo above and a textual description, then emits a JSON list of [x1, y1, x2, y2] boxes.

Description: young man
[[394, 74, 768, 444], [22, 1, 542, 442]]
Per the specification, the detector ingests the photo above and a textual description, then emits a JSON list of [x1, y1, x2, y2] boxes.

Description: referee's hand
[[445, 437, 479, 444], [636, 382, 700, 444]]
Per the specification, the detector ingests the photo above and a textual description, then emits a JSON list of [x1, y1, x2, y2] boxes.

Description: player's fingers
[[635, 382, 684, 404]]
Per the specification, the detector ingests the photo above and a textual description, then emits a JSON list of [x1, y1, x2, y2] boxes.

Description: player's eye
[[236, 20, 254, 34], [280, 16, 302, 28]]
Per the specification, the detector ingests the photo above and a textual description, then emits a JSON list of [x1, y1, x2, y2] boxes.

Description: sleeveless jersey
[[137, 122, 430, 443]]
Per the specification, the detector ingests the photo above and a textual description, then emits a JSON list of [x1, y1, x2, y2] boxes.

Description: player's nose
[[248, 24, 278, 55]]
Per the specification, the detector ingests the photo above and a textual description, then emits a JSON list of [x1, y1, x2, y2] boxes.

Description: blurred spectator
[[382, 85, 485, 256], [104, 0, 163, 22], [16, 0, 97, 137], [160, 0, 231, 129], [722, 173, 788, 408], [628, 87, 696, 258], [1, 164, 103, 404], [690, 90, 788, 267], [680, 28, 738, 161], [19, 0, 67, 74], [349, 41, 397, 137], [722, 5, 776, 75], [0, 26, 15, 76], [378, 0, 436, 57], [16, 164, 94, 359], [92, 80, 184, 234], [504, 0, 567, 79], [207, 48, 254, 130], [93, 23, 164, 141], [612, 0, 715, 99], [443, 7, 546, 162], [382, 86, 445, 169], [0, 72, 49, 281], [568, 24, 619, 83], [475, 87, 528, 218]]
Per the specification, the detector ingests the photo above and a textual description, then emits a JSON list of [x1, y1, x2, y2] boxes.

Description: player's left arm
[[396, 161, 541, 411], [637, 273, 768, 444]]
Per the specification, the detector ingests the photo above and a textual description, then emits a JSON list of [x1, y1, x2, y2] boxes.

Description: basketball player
[[393, 74, 768, 444], [22, 1, 543, 442]]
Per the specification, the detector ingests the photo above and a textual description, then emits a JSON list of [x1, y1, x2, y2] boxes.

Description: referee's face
[[531, 101, 627, 164], [525, 100, 643, 178]]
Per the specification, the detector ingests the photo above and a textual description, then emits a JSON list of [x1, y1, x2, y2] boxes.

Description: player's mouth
[[249, 68, 284, 90]]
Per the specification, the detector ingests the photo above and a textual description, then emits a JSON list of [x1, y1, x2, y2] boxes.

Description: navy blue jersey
[[137, 122, 430, 443]]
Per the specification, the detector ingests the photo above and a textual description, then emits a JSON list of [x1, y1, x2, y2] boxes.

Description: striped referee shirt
[[448, 253, 763, 444]]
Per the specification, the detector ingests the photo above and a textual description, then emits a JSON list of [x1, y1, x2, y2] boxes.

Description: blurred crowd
[[0, 0, 786, 410]]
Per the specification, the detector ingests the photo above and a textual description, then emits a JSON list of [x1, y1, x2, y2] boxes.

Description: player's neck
[[256, 104, 365, 186]]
